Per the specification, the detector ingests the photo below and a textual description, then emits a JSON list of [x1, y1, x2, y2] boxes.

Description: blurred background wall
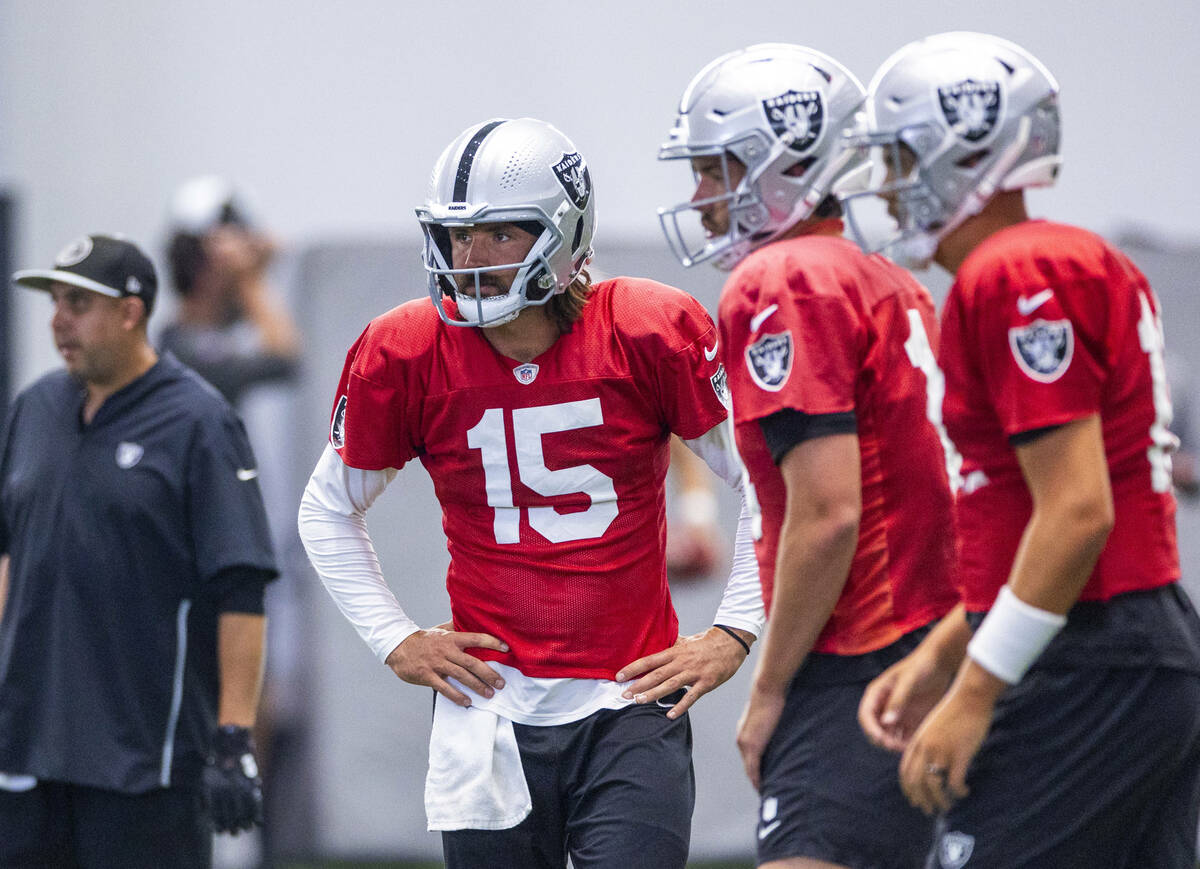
[[2, 0, 1198, 862]]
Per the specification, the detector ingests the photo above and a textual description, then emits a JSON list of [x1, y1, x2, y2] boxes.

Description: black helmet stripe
[[453, 120, 506, 202]]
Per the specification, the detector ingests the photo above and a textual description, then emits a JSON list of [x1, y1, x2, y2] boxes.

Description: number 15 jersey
[[328, 278, 728, 679]]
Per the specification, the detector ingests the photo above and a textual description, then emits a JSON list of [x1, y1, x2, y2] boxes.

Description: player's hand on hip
[[735, 685, 785, 791], [385, 627, 508, 707], [859, 644, 956, 753], [615, 626, 751, 719], [203, 725, 264, 834], [898, 665, 1003, 815]]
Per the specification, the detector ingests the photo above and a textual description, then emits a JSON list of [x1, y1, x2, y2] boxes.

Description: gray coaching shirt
[[0, 353, 277, 793]]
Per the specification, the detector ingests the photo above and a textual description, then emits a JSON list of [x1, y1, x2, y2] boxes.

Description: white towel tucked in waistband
[[424, 693, 532, 831]]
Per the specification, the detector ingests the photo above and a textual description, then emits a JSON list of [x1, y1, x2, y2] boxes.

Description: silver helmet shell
[[416, 118, 596, 327], [842, 32, 1061, 268], [658, 43, 868, 270]]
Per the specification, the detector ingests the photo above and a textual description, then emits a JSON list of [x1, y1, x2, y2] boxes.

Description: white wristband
[[966, 585, 1067, 684]]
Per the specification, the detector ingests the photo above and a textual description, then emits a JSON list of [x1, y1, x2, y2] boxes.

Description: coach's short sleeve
[[187, 409, 279, 586]]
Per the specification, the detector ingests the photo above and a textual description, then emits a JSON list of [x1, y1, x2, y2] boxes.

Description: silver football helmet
[[658, 43, 869, 270], [417, 118, 596, 328], [841, 32, 1061, 269]]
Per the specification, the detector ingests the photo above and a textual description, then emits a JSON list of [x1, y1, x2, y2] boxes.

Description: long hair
[[545, 268, 594, 333]]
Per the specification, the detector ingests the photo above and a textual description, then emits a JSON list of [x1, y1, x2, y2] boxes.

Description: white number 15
[[466, 398, 619, 544]]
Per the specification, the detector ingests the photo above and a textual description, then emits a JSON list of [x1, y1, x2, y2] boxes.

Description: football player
[[298, 117, 763, 869], [658, 44, 959, 868], [847, 32, 1200, 868]]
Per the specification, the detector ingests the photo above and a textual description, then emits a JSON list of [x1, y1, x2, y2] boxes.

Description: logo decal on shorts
[[513, 362, 539, 385], [1009, 318, 1073, 383], [937, 79, 1001, 143], [115, 441, 144, 469], [710, 363, 730, 407], [762, 89, 824, 154], [331, 395, 347, 449], [758, 795, 782, 840], [938, 830, 975, 868], [746, 331, 793, 391]]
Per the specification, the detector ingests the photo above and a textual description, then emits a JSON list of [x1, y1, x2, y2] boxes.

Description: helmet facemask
[[419, 210, 565, 328]]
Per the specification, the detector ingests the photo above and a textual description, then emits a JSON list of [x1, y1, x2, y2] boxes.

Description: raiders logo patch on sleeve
[[746, 331, 793, 392], [710, 364, 730, 407], [1008, 319, 1074, 383], [331, 395, 347, 448]]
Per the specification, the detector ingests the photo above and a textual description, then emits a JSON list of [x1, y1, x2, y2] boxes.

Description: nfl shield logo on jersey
[[552, 151, 592, 210], [762, 89, 824, 154], [938, 79, 1001, 143], [1009, 319, 1074, 383], [513, 362, 540, 385], [746, 332, 793, 392], [937, 830, 975, 868]]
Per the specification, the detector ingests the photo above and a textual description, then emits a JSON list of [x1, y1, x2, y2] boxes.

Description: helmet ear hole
[[571, 217, 584, 254]]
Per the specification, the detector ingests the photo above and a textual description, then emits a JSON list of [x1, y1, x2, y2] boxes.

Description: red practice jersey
[[718, 227, 958, 655], [328, 278, 728, 679], [941, 220, 1180, 612]]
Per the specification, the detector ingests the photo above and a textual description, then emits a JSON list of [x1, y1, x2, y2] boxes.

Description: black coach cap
[[13, 234, 158, 314]]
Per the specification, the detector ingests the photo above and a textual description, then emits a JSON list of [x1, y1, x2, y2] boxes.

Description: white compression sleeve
[[682, 423, 765, 637], [297, 444, 419, 662]]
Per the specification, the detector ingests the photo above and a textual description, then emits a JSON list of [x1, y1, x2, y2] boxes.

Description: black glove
[[203, 725, 264, 834]]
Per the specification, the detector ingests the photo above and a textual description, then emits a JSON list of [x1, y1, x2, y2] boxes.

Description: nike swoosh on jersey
[[236, 468, 259, 481], [750, 304, 779, 333], [758, 819, 782, 840], [1016, 288, 1055, 316], [704, 341, 719, 361]]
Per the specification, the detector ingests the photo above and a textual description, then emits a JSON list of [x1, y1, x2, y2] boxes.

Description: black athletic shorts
[[928, 670, 1200, 868], [757, 628, 936, 869], [929, 584, 1200, 868], [442, 694, 694, 869], [0, 778, 211, 868]]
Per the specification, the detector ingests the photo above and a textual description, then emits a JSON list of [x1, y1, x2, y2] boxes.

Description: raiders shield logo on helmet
[[937, 830, 975, 868], [938, 79, 1001, 143], [762, 89, 824, 154], [746, 332, 793, 392], [1009, 319, 1074, 383], [331, 395, 347, 448], [552, 151, 592, 211]]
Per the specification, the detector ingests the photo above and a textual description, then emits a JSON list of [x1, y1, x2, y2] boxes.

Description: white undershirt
[[297, 423, 763, 726]]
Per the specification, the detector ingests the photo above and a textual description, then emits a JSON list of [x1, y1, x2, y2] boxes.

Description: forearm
[[298, 446, 419, 661], [712, 485, 765, 637], [218, 612, 266, 727], [754, 510, 858, 689], [240, 277, 301, 358]]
